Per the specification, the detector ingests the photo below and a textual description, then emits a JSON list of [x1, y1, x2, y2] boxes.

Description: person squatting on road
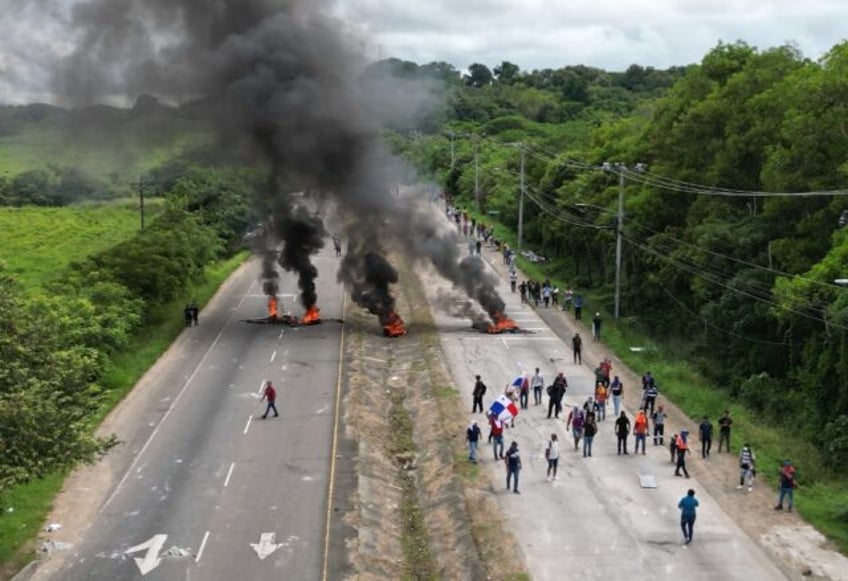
[[489, 412, 505, 460], [610, 376, 624, 417], [472, 374, 487, 413], [466, 420, 481, 463], [775, 460, 798, 511], [531, 367, 545, 406], [718, 410, 733, 452], [567, 405, 585, 451], [652, 405, 667, 445], [633, 409, 649, 454], [675, 430, 691, 478], [699, 416, 714, 458], [261, 380, 278, 419], [615, 411, 631, 455], [545, 433, 560, 481], [678, 489, 699, 544], [547, 372, 567, 419], [505, 441, 522, 494], [583, 411, 597, 457], [738, 443, 756, 491]]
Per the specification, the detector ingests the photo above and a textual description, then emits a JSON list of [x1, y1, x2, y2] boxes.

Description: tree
[[493, 61, 521, 84], [465, 63, 493, 88]]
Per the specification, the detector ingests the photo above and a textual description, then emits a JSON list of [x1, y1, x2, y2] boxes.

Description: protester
[[592, 312, 602, 341], [610, 376, 624, 417], [505, 441, 522, 494], [699, 416, 713, 458], [545, 433, 560, 481], [594, 383, 607, 421], [572, 332, 583, 365], [674, 430, 691, 478], [261, 380, 279, 419], [489, 413, 505, 460], [615, 411, 631, 455], [547, 372, 567, 419], [633, 409, 649, 454], [669, 433, 678, 464], [678, 489, 699, 544], [738, 443, 756, 491], [472, 375, 487, 413], [567, 405, 585, 451], [583, 411, 597, 457], [531, 367, 545, 406], [718, 410, 733, 452], [774, 460, 798, 511], [652, 405, 667, 446], [466, 420, 481, 463]]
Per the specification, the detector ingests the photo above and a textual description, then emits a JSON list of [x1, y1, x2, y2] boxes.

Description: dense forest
[[387, 41, 848, 471]]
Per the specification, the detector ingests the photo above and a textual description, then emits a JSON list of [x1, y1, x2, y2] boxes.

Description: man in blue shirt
[[678, 489, 700, 544]]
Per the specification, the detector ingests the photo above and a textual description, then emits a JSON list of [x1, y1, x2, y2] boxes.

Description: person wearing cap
[[592, 311, 602, 341], [466, 420, 481, 463], [775, 460, 797, 511]]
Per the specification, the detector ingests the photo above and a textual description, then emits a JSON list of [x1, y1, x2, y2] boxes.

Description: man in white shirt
[[545, 433, 560, 481], [531, 367, 545, 406]]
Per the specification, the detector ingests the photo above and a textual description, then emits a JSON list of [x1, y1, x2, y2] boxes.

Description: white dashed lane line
[[270, 350, 277, 363], [196, 530, 210, 563], [224, 462, 236, 487], [243, 416, 253, 435]]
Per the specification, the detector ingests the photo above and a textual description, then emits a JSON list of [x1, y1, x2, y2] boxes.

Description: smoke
[[16, 0, 510, 325]]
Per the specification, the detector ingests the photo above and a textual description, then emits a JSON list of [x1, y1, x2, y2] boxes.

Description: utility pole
[[614, 166, 624, 320], [137, 176, 146, 232], [518, 144, 525, 252], [474, 136, 480, 211]]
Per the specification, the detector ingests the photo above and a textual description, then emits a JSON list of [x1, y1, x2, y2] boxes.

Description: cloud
[[336, 0, 848, 71]]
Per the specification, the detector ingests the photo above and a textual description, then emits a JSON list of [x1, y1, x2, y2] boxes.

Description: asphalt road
[[425, 236, 790, 580], [32, 248, 347, 581]]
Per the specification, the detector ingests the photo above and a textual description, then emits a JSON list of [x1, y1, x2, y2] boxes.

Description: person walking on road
[[545, 434, 560, 481], [574, 294, 584, 320], [547, 372, 567, 418], [633, 409, 649, 454], [567, 405, 585, 451], [675, 430, 691, 478], [505, 441, 522, 494], [472, 375, 487, 413], [774, 460, 798, 511], [261, 380, 279, 419], [583, 411, 597, 457], [610, 376, 624, 417], [643, 381, 658, 415], [594, 383, 607, 421], [699, 416, 713, 458], [669, 433, 679, 463], [531, 367, 545, 406], [678, 489, 699, 545], [615, 411, 631, 455], [592, 312, 602, 341], [718, 410, 733, 452], [738, 443, 756, 491], [189, 301, 199, 326], [466, 421, 481, 463], [652, 405, 667, 445], [489, 413, 505, 460], [572, 332, 583, 365], [518, 375, 530, 410]]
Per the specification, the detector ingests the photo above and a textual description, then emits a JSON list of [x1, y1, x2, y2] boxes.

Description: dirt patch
[[341, 258, 526, 580]]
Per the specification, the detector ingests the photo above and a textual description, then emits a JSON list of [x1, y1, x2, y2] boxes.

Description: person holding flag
[[489, 394, 520, 430]]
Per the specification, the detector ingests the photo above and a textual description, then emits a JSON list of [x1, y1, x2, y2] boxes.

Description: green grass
[[0, 251, 248, 574], [474, 210, 848, 554], [0, 200, 165, 290], [0, 122, 212, 177]]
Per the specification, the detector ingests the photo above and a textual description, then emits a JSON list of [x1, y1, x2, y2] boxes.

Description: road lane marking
[[257, 380, 265, 395], [244, 416, 253, 435], [251, 532, 282, 560], [270, 350, 277, 363], [322, 294, 346, 581], [278, 329, 284, 339], [195, 530, 210, 563], [102, 290, 251, 511], [502, 338, 509, 350], [125, 534, 167, 576], [224, 462, 236, 487]]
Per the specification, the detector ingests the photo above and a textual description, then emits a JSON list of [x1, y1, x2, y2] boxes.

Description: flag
[[490, 394, 519, 423]]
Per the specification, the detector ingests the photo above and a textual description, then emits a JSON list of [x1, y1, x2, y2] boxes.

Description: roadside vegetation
[[389, 40, 848, 552], [0, 144, 257, 573]]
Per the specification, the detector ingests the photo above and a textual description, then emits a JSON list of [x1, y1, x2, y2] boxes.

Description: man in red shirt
[[261, 380, 279, 419]]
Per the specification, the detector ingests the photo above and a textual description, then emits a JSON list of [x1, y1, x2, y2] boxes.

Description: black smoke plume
[[18, 0, 511, 327]]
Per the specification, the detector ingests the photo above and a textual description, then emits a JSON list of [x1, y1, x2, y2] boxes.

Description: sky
[[1, 0, 846, 104], [334, 0, 848, 72]]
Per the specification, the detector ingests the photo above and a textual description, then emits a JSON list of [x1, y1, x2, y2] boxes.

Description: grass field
[[0, 121, 212, 177], [0, 199, 165, 290]]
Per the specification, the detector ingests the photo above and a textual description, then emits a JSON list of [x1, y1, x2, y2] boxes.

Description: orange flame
[[486, 312, 519, 334], [302, 305, 322, 325], [268, 296, 279, 319], [383, 311, 407, 337]]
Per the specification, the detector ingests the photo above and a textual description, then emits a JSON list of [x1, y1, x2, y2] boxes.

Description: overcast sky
[[334, 0, 848, 72]]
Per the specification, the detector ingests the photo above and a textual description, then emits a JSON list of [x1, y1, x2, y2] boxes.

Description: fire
[[486, 312, 519, 334], [383, 311, 407, 337], [268, 296, 279, 319], [301, 305, 322, 325]]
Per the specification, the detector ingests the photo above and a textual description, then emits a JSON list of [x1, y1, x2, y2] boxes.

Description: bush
[[819, 415, 848, 472]]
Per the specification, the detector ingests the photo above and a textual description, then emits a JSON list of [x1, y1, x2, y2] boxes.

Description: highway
[[30, 247, 348, 580]]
